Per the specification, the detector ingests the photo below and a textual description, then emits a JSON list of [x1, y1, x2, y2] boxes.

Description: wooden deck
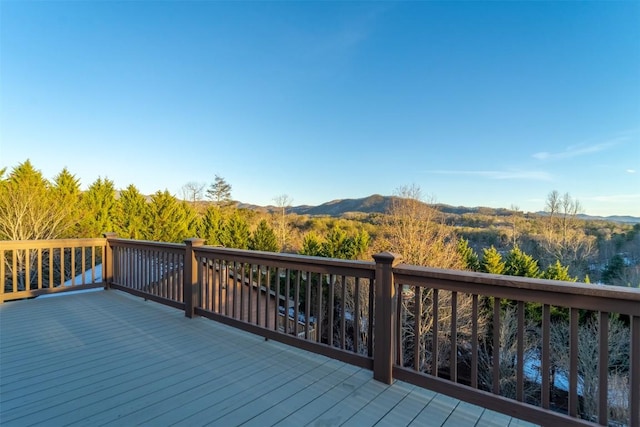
[[0, 290, 537, 426]]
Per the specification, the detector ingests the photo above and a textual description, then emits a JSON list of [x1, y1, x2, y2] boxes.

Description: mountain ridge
[[237, 195, 640, 224]]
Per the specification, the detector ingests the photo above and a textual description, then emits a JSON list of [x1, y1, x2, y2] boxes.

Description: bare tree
[[382, 184, 463, 269], [180, 181, 206, 208], [541, 191, 596, 275], [273, 194, 292, 251]]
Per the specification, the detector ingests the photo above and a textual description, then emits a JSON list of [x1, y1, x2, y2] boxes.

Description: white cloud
[[627, 169, 636, 174], [582, 193, 640, 203], [427, 170, 552, 181], [532, 136, 627, 161]]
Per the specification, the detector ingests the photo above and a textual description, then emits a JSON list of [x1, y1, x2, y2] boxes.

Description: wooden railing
[[0, 238, 106, 303], [2, 236, 638, 426]]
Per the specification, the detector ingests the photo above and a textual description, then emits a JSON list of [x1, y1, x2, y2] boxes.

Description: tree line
[[1, 160, 638, 286]]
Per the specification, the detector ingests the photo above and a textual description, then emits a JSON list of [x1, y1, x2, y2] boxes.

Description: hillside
[[240, 195, 640, 224]]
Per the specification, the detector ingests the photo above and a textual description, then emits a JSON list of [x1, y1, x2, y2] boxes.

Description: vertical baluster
[[241, 263, 247, 321], [599, 311, 609, 426], [256, 265, 262, 326], [328, 274, 334, 346], [25, 249, 31, 291], [12, 249, 17, 293], [265, 266, 271, 329], [396, 283, 403, 366], [91, 246, 96, 284], [317, 274, 323, 343], [275, 267, 281, 331], [450, 291, 458, 383], [341, 275, 346, 350], [70, 246, 75, 287], [368, 278, 374, 357], [80, 247, 85, 285], [493, 297, 501, 395], [517, 300, 525, 402], [354, 277, 361, 353], [542, 304, 550, 408], [569, 307, 579, 417], [294, 271, 301, 339], [432, 288, 439, 377], [305, 272, 311, 340], [50, 246, 55, 288], [631, 316, 639, 427], [414, 286, 422, 372], [247, 264, 253, 323], [471, 294, 478, 389], [60, 247, 65, 287], [284, 269, 290, 334]]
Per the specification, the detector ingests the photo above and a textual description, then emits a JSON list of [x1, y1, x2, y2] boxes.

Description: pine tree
[[458, 238, 480, 271], [249, 219, 279, 252], [199, 205, 223, 245], [481, 246, 505, 275], [219, 211, 250, 249], [144, 190, 191, 242], [300, 233, 323, 257], [51, 167, 82, 238], [504, 246, 540, 278], [113, 185, 148, 239], [79, 177, 116, 237], [542, 260, 577, 282], [206, 175, 232, 206]]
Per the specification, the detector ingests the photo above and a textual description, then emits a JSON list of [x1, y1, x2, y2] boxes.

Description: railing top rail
[[0, 238, 107, 249], [194, 245, 376, 277], [108, 238, 185, 252], [394, 264, 640, 315]]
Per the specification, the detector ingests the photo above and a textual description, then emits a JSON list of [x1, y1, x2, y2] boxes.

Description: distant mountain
[[239, 195, 640, 224]]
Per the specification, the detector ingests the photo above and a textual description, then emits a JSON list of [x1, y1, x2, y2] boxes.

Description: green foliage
[[79, 177, 116, 237], [542, 260, 577, 282], [481, 246, 505, 275], [457, 238, 480, 271], [504, 246, 540, 278], [300, 232, 323, 257], [249, 219, 279, 252], [113, 185, 148, 239], [219, 211, 250, 249], [144, 190, 192, 242], [199, 206, 223, 245]]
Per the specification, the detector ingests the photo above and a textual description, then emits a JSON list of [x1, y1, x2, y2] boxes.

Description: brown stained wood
[[414, 286, 422, 372], [542, 304, 550, 409], [354, 277, 361, 354], [450, 291, 457, 383], [432, 288, 439, 377], [471, 294, 478, 390], [493, 298, 500, 395], [569, 308, 579, 417], [341, 275, 346, 350], [517, 300, 524, 402], [598, 311, 609, 426]]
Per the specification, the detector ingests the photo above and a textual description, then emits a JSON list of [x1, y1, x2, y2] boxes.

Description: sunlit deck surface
[[1, 290, 537, 426]]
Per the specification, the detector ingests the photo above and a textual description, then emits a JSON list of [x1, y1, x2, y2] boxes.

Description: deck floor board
[[1, 290, 536, 427]]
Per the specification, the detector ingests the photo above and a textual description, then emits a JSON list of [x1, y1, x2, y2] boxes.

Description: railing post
[[102, 233, 117, 290], [372, 252, 402, 384], [184, 238, 205, 318]]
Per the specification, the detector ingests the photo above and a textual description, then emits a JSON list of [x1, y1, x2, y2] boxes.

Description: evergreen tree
[[219, 211, 250, 249], [199, 205, 223, 245], [249, 219, 279, 252], [504, 246, 540, 278], [206, 175, 232, 206], [542, 260, 577, 282], [51, 167, 82, 238], [113, 185, 148, 239], [144, 190, 191, 242], [300, 233, 323, 257], [481, 246, 505, 275], [601, 254, 625, 285], [79, 177, 116, 237], [457, 238, 480, 271]]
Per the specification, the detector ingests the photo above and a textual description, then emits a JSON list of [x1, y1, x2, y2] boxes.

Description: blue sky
[[1, 1, 639, 216]]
